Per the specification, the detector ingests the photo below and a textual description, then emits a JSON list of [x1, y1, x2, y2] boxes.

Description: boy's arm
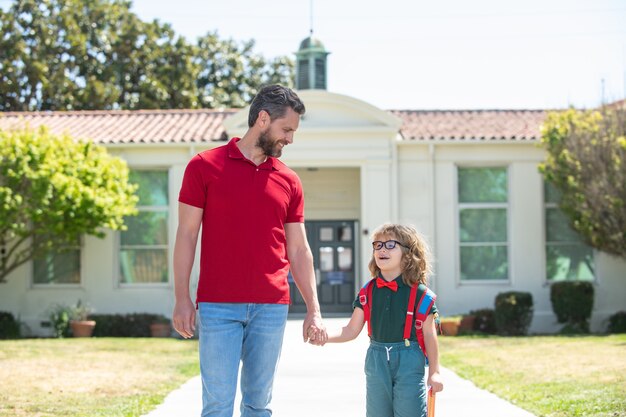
[[423, 314, 444, 393], [325, 307, 365, 343]]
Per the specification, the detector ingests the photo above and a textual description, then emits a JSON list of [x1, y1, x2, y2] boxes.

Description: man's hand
[[173, 298, 196, 339], [303, 311, 327, 346]]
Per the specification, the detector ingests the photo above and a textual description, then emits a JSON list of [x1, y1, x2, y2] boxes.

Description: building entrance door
[[289, 220, 358, 314]]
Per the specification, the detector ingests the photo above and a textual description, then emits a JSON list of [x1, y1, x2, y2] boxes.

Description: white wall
[[397, 141, 626, 333], [293, 168, 360, 220], [3, 94, 624, 336]]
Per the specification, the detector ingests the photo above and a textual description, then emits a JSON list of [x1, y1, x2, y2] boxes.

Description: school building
[[0, 36, 624, 335]]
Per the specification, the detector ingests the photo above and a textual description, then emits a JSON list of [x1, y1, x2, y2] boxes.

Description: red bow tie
[[376, 277, 398, 292]]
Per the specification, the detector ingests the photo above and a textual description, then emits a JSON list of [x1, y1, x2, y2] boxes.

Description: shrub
[[550, 281, 594, 333], [91, 313, 162, 337], [47, 304, 73, 338], [607, 311, 626, 334], [152, 314, 171, 325], [0, 311, 20, 339], [494, 292, 534, 336], [469, 308, 497, 334]]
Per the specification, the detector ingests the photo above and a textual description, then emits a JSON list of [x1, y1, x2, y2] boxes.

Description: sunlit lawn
[[0, 338, 199, 417], [1, 335, 625, 417], [440, 334, 626, 417]]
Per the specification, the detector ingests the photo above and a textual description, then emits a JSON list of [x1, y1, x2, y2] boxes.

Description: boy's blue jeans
[[365, 340, 427, 417], [198, 302, 289, 417]]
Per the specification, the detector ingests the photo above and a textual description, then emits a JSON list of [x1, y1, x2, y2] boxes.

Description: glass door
[[289, 220, 357, 314]]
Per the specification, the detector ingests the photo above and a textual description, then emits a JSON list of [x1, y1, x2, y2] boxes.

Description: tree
[[0, 0, 294, 111], [0, 126, 138, 282], [1, 0, 118, 111], [195, 32, 294, 109], [0, 0, 200, 111], [539, 106, 626, 258], [105, 16, 201, 109]]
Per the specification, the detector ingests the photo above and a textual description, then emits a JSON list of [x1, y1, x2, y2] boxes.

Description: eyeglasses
[[372, 240, 407, 251]]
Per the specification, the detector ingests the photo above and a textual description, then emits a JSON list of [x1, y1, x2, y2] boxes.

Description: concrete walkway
[[143, 318, 536, 417]]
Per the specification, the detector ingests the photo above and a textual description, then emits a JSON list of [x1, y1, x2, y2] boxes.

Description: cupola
[[295, 36, 330, 90]]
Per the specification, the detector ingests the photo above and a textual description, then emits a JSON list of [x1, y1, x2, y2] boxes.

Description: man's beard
[[257, 130, 283, 158]]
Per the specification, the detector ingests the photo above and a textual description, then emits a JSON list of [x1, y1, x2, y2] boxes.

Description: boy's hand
[[428, 372, 444, 393], [307, 325, 328, 346]]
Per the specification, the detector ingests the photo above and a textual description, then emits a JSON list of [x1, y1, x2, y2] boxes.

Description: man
[[173, 84, 327, 417]]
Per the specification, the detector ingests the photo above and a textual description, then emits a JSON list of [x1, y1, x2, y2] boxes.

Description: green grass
[[2, 335, 625, 416], [439, 334, 626, 417], [0, 338, 199, 417]]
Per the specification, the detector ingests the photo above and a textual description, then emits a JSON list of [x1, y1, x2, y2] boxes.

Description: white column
[[359, 161, 393, 286]]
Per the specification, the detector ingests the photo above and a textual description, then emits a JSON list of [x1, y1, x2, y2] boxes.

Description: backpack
[[359, 278, 437, 358]]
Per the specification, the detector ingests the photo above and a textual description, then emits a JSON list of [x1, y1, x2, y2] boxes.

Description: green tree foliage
[[0, 126, 138, 282], [0, 0, 294, 111], [540, 106, 626, 259], [195, 32, 294, 108]]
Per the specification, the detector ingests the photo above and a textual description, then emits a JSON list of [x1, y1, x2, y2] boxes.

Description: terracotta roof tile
[[0, 109, 236, 144], [0, 108, 548, 144], [390, 109, 547, 141]]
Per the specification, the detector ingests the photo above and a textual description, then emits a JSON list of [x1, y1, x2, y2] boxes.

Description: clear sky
[[3, 0, 625, 110], [129, 0, 626, 110]]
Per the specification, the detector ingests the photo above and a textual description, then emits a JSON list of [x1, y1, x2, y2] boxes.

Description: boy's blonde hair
[[368, 223, 433, 286]]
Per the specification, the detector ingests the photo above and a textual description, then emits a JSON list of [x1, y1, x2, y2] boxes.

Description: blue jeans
[[198, 302, 289, 417], [365, 340, 427, 417]]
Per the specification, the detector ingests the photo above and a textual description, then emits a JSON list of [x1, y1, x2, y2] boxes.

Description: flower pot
[[440, 320, 460, 336], [70, 320, 96, 337], [150, 323, 172, 338]]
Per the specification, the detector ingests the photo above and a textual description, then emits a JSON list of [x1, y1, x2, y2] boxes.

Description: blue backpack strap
[[358, 279, 376, 337], [414, 285, 437, 358]]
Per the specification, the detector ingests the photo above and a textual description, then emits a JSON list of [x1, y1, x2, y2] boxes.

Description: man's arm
[[172, 202, 203, 339], [285, 222, 327, 344]]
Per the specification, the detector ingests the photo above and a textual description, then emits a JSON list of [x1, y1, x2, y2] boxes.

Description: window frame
[[117, 168, 171, 288], [31, 237, 84, 288], [455, 165, 511, 284], [542, 182, 595, 283]]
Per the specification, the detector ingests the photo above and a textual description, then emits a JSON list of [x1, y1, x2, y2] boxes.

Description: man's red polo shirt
[[178, 138, 304, 304]]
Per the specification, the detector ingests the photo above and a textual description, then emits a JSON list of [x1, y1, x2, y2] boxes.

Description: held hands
[[428, 371, 444, 393], [306, 325, 328, 346], [303, 311, 328, 346]]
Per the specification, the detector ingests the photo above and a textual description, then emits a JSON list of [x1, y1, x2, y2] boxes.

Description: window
[[33, 240, 81, 285], [544, 183, 594, 281], [298, 59, 310, 89], [457, 167, 509, 281], [337, 247, 353, 271], [319, 247, 334, 271], [314, 58, 326, 88], [119, 170, 169, 284]]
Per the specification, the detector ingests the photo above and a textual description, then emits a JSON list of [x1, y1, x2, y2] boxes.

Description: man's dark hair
[[248, 84, 305, 127]]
